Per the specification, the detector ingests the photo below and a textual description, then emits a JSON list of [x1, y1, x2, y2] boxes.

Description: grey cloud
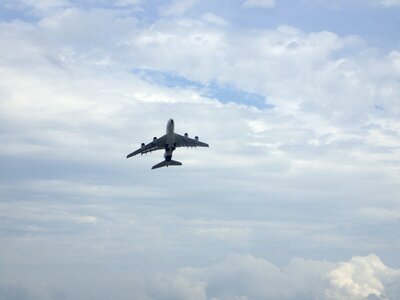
[[0, 283, 30, 300]]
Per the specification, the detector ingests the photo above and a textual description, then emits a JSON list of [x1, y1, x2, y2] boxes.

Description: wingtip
[[127, 152, 136, 158]]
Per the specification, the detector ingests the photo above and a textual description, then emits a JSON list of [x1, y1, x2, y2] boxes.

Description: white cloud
[[0, 3, 398, 210], [243, 0, 276, 9], [149, 270, 207, 300], [147, 254, 400, 300], [127, 17, 400, 154], [201, 13, 229, 27], [325, 254, 400, 300], [0, 3, 399, 223]]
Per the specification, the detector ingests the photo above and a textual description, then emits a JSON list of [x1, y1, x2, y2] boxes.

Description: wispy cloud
[[379, 0, 400, 7], [159, 0, 198, 16]]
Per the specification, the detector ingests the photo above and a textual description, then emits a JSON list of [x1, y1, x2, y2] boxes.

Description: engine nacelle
[[141, 143, 145, 149], [153, 137, 157, 142], [195, 136, 199, 142], [184, 133, 188, 139]]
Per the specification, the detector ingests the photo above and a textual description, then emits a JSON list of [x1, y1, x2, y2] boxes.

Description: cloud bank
[[148, 254, 400, 300], [1, 254, 398, 300]]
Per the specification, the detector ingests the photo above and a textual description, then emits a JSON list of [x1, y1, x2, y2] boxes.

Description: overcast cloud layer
[[0, 0, 399, 299]]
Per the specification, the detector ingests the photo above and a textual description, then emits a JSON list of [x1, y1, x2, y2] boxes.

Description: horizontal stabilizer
[[151, 160, 182, 170], [168, 160, 182, 166], [152, 160, 167, 169]]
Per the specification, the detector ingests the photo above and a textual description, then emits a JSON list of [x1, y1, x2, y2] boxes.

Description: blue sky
[[0, 0, 400, 299]]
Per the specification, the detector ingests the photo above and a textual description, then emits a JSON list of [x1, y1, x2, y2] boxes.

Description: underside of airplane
[[126, 119, 209, 169]]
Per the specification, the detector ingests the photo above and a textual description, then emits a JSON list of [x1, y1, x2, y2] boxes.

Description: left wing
[[127, 135, 167, 158], [175, 133, 209, 148]]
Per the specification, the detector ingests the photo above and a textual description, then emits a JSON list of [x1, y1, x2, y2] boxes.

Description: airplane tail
[[151, 160, 182, 170], [168, 160, 182, 166]]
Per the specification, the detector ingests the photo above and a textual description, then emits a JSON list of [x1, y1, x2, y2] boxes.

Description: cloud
[[379, 0, 400, 7], [159, 0, 198, 16], [123, 18, 400, 178], [0, 283, 30, 300], [147, 254, 400, 300], [243, 0, 276, 9], [0, 1, 398, 212], [0, 1, 399, 238], [356, 207, 400, 222], [113, 0, 142, 6], [14, 0, 71, 15], [201, 13, 229, 27], [325, 254, 400, 300], [0, 3, 399, 300]]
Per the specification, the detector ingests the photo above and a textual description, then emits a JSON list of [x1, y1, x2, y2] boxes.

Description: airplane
[[126, 119, 209, 169]]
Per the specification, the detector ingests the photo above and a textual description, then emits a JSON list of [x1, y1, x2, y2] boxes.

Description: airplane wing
[[126, 135, 167, 158], [175, 133, 209, 148]]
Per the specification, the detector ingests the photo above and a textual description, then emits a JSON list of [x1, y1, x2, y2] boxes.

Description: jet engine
[[184, 133, 188, 139], [153, 137, 157, 142], [141, 143, 145, 149], [195, 136, 199, 142]]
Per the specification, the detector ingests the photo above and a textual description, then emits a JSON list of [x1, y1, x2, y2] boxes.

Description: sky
[[0, 0, 399, 299]]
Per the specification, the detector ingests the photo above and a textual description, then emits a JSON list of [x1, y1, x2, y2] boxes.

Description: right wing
[[174, 133, 209, 148], [126, 135, 166, 158]]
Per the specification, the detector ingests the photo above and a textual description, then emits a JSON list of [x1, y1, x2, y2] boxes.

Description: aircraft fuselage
[[164, 119, 176, 162]]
